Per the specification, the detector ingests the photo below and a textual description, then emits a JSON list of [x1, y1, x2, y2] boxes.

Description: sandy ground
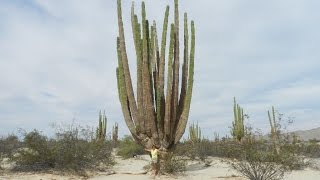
[[1, 156, 320, 180]]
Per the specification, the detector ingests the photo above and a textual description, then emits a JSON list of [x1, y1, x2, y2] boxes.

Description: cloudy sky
[[1, 0, 319, 138]]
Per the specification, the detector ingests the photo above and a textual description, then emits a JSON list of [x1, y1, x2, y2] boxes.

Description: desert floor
[[1, 156, 320, 180]]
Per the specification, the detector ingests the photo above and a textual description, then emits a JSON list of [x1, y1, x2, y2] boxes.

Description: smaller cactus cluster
[[96, 110, 107, 142], [231, 97, 245, 142], [188, 122, 202, 143], [95, 110, 119, 144]]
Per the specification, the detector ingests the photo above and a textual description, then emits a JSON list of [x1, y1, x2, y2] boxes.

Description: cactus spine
[[268, 106, 280, 154], [188, 122, 202, 143], [231, 97, 245, 142], [116, 0, 196, 150], [112, 122, 119, 145], [96, 110, 107, 142]]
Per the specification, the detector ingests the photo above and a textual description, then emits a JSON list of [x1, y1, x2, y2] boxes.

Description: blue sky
[[0, 0, 320, 139]]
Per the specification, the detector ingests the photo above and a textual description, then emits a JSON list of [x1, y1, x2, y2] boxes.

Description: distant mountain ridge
[[290, 127, 320, 141]]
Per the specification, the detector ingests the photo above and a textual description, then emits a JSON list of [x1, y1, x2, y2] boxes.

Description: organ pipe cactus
[[231, 97, 245, 142], [188, 122, 202, 143], [112, 122, 119, 145], [268, 106, 280, 154], [96, 110, 107, 142], [116, 0, 195, 150]]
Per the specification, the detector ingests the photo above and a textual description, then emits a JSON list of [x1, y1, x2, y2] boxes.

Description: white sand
[[1, 156, 320, 180]]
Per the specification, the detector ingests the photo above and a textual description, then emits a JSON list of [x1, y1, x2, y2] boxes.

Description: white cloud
[[0, 0, 320, 139]]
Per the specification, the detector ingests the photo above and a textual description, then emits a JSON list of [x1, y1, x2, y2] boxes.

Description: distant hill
[[290, 127, 320, 141]]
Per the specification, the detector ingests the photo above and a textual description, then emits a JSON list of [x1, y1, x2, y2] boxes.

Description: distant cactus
[[231, 97, 245, 142], [188, 122, 202, 143], [112, 122, 119, 145], [268, 106, 280, 154], [96, 110, 107, 142], [213, 132, 220, 142]]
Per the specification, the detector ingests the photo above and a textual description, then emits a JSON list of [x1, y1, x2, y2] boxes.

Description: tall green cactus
[[116, 0, 195, 150], [112, 122, 119, 145], [268, 106, 280, 154], [188, 122, 202, 143], [231, 97, 245, 142], [96, 110, 107, 142]]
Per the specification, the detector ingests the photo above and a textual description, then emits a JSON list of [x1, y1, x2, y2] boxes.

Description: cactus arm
[[152, 22, 165, 139], [116, 38, 137, 137], [117, 0, 139, 126], [164, 24, 175, 142], [268, 106, 280, 154], [141, 3, 158, 139], [174, 21, 195, 143], [171, 0, 180, 137], [272, 106, 277, 133], [131, 3, 144, 132], [268, 110, 274, 134], [158, 5, 169, 96], [155, 7, 169, 141], [150, 24, 156, 107], [178, 13, 189, 118]]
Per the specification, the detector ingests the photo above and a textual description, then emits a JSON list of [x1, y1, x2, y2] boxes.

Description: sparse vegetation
[[160, 155, 186, 174], [230, 141, 286, 180], [117, 135, 145, 159], [0, 134, 22, 158], [229, 110, 306, 180], [296, 140, 320, 158], [8, 125, 114, 175], [174, 137, 242, 160]]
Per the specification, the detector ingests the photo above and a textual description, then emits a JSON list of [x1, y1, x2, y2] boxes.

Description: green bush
[[0, 135, 22, 157], [160, 155, 186, 174], [117, 135, 145, 159], [11, 130, 55, 170], [297, 141, 320, 158], [53, 127, 114, 172], [174, 139, 242, 160], [230, 142, 282, 180], [10, 126, 114, 174], [230, 139, 303, 180]]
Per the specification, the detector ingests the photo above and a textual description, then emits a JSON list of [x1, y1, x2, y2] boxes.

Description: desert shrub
[[175, 140, 212, 160], [230, 139, 303, 180], [0, 134, 22, 157], [10, 130, 55, 170], [173, 142, 190, 157], [117, 135, 145, 159], [231, 141, 281, 180], [142, 153, 186, 175], [206, 140, 243, 158], [53, 126, 114, 172], [10, 126, 114, 174], [174, 139, 242, 160], [160, 155, 186, 174], [297, 141, 320, 158], [279, 143, 305, 170], [184, 139, 218, 160]]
